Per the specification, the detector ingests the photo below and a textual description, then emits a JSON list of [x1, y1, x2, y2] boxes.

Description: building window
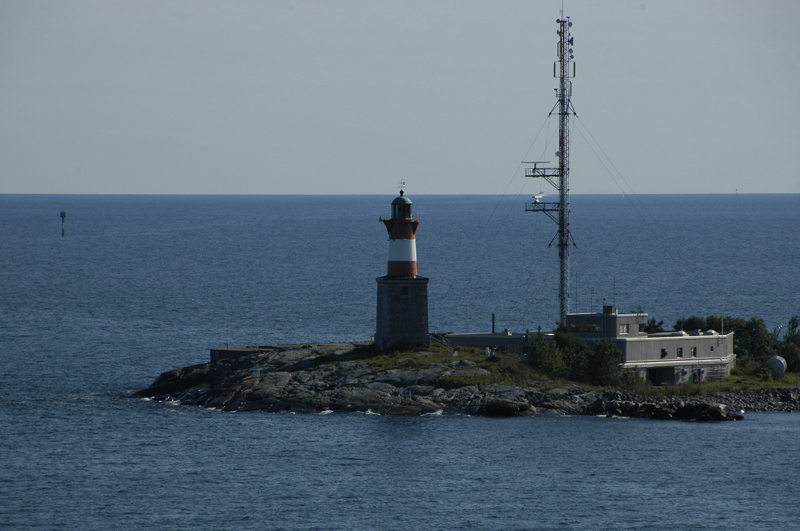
[[639, 323, 646, 333], [677, 347, 683, 358], [661, 348, 668, 359], [691, 347, 697, 357], [710, 346, 714, 352], [619, 324, 629, 335]]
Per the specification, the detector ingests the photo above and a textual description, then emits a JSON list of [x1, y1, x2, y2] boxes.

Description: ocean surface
[[1, 193, 798, 530]]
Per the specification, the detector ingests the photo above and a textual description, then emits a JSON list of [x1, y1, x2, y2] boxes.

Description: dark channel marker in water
[[1, 192, 799, 530]]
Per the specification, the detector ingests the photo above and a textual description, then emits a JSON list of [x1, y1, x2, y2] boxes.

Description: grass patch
[[293, 343, 381, 370], [438, 354, 527, 389], [622, 372, 800, 398], [298, 342, 800, 394], [358, 343, 529, 388], [362, 342, 483, 371]]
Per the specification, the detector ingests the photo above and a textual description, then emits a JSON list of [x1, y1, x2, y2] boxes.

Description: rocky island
[[133, 342, 800, 421]]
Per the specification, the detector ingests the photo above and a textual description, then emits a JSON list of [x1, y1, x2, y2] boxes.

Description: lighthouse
[[374, 190, 429, 351]]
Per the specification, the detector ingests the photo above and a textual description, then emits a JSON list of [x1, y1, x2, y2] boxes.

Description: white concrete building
[[565, 306, 735, 384]]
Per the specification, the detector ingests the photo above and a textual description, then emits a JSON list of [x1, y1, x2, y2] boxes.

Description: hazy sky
[[1, 0, 798, 194]]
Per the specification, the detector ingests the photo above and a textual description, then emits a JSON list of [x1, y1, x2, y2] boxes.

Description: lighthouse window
[[394, 204, 411, 219]]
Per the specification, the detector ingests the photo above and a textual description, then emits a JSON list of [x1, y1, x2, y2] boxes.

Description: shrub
[[619, 368, 647, 390], [780, 315, 800, 372], [674, 314, 777, 359], [553, 331, 591, 382], [525, 329, 566, 378], [525, 331, 624, 386], [643, 317, 665, 334], [781, 343, 800, 374], [674, 315, 706, 332], [588, 339, 624, 386]]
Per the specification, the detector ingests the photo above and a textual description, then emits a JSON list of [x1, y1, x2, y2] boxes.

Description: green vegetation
[[363, 342, 528, 388], [307, 312, 800, 393], [362, 341, 458, 370], [522, 314, 800, 390], [618, 368, 649, 393], [643, 317, 665, 334], [620, 372, 800, 398], [298, 342, 381, 369], [524, 327, 625, 386], [674, 314, 800, 375], [780, 315, 800, 373]]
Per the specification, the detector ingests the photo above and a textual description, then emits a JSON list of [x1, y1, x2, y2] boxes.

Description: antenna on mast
[[525, 15, 576, 324]]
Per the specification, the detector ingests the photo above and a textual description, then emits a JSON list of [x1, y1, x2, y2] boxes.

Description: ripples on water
[[1, 194, 798, 530], [3, 403, 798, 530]]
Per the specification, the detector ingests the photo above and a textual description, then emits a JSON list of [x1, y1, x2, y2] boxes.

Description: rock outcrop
[[133, 343, 800, 420]]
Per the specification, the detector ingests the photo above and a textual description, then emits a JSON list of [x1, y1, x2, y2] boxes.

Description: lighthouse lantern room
[[383, 191, 419, 276], [374, 190, 429, 351]]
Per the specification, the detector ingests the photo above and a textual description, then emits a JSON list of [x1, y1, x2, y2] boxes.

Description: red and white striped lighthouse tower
[[382, 190, 419, 277], [375, 190, 429, 351]]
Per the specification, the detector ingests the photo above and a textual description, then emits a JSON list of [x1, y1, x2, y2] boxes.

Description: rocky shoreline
[[133, 343, 800, 421]]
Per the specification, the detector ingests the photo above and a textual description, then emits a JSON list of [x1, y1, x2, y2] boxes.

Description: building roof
[[392, 191, 412, 205]]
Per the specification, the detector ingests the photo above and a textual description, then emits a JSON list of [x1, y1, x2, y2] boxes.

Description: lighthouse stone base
[[375, 276, 429, 351]]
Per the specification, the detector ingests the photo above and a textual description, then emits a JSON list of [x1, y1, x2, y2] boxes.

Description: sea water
[[1, 194, 798, 530]]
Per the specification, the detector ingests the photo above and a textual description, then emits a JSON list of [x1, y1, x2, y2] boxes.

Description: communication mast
[[525, 15, 576, 324]]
